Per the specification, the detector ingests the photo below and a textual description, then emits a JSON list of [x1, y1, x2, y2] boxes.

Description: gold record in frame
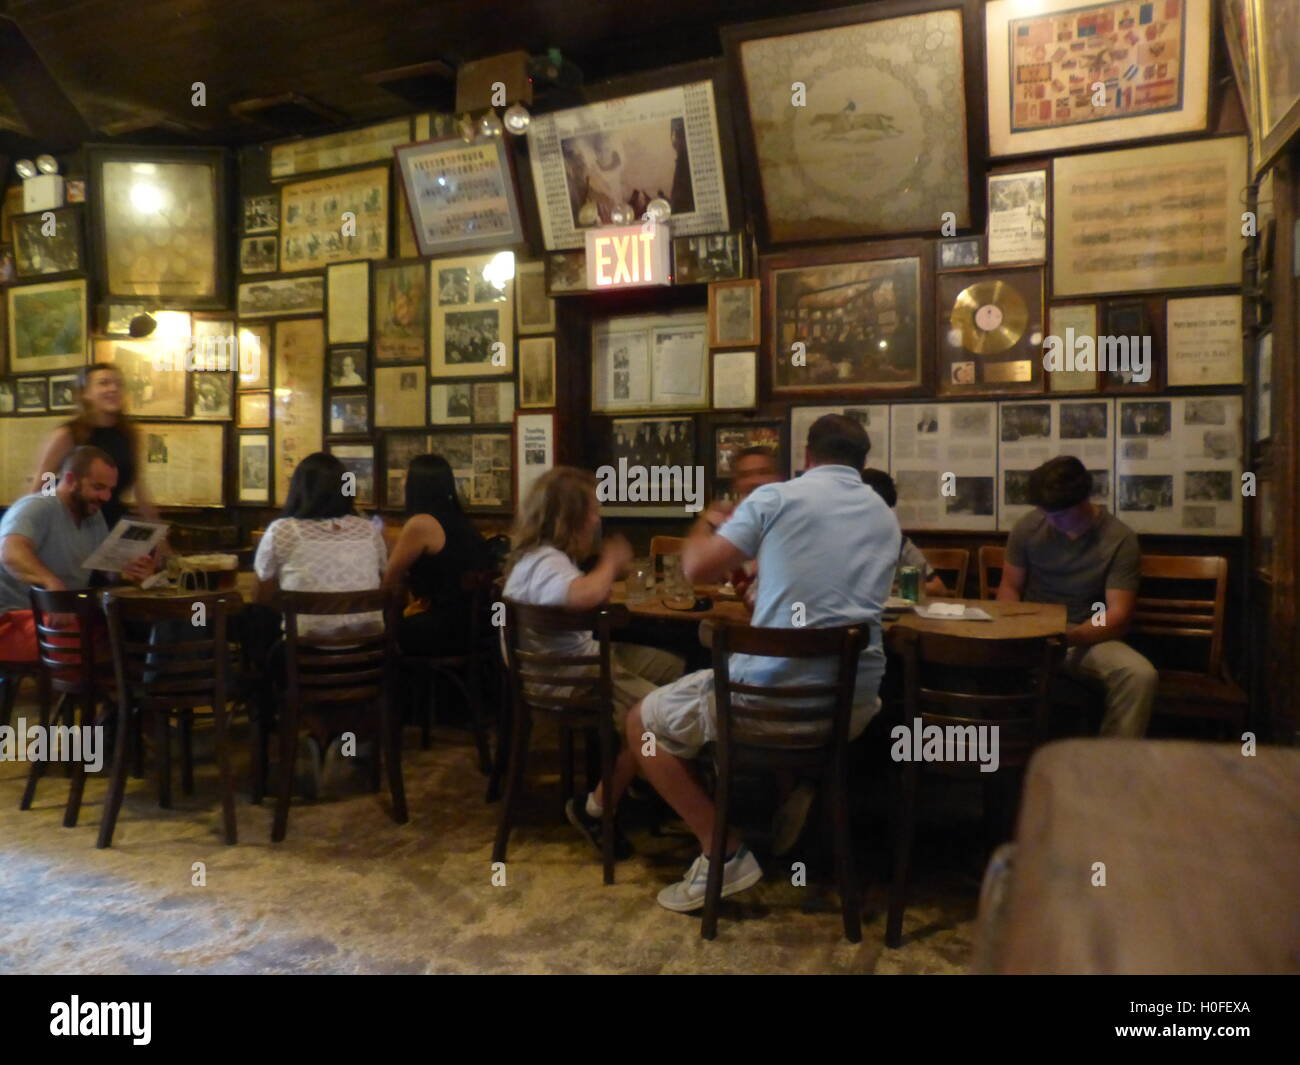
[[937, 267, 1044, 396]]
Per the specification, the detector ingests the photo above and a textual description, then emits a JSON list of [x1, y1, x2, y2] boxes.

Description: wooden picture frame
[[673, 232, 748, 285], [518, 336, 556, 409], [986, 168, 1047, 267], [327, 390, 371, 436], [237, 275, 324, 317], [237, 390, 271, 428], [1046, 302, 1100, 393], [372, 260, 428, 364], [237, 431, 271, 504], [515, 262, 556, 334], [712, 418, 785, 489], [937, 235, 985, 273], [1101, 299, 1162, 394], [428, 428, 514, 513], [238, 235, 278, 276], [328, 441, 377, 507], [7, 278, 87, 374], [711, 349, 758, 411], [430, 252, 514, 379], [187, 369, 234, 420], [278, 163, 390, 272], [11, 207, 84, 279], [1252, 0, 1300, 173], [326, 260, 371, 345], [936, 266, 1046, 397], [708, 280, 760, 349]]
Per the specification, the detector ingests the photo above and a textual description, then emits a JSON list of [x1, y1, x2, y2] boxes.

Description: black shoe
[[565, 797, 633, 861]]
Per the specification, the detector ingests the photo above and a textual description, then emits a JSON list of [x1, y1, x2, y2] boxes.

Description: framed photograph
[[373, 261, 427, 363], [374, 364, 427, 427], [712, 350, 758, 411], [516, 411, 555, 506], [329, 442, 376, 507], [395, 135, 525, 257], [525, 77, 730, 249], [592, 312, 708, 412], [937, 267, 1045, 397], [673, 232, 747, 285], [1046, 303, 1100, 393], [1165, 296, 1243, 387], [1249, 0, 1300, 172], [1052, 137, 1248, 297], [95, 338, 187, 417], [102, 302, 146, 337], [985, 0, 1212, 157], [518, 337, 556, 408], [515, 262, 556, 334], [708, 280, 760, 349], [238, 432, 271, 504], [430, 253, 514, 378], [609, 416, 697, 511], [12, 208, 84, 278], [986, 169, 1047, 266], [87, 145, 227, 307], [428, 429, 513, 512], [237, 323, 271, 390], [430, 382, 472, 425], [279, 165, 389, 271], [0, 244, 15, 283], [242, 194, 279, 235], [724, 4, 971, 244], [239, 235, 277, 275], [270, 117, 412, 180], [7, 278, 87, 373], [384, 431, 432, 509], [328, 392, 370, 436], [0, 381, 14, 413], [937, 236, 984, 272], [1102, 300, 1161, 393], [763, 240, 926, 396], [545, 250, 589, 295], [237, 390, 271, 428], [16, 376, 46, 412], [237, 275, 324, 317], [188, 370, 234, 420], [713, 419, 783, 482], [328, 347, 367, 388]]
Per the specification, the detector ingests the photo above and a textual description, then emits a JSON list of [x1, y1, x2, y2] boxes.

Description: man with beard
[[0, 447, 157, 661]]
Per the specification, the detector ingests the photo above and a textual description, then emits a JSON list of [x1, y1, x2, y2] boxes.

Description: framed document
[[238, 432, 271, 504], [518, 337, 556, 409], [711, 349, 757, 411], [708, 280, 759, 348], [515, 411, 555, 506], [7, 278, 86, 373], [237, 324, 271, 390], [279, 165, 389, 271], [997, 399, 1115, 530], [272, 318, 325, 504], [986, 170, 1047, 266], [395, 135, 525, 257], [889, 402, 998, 531], [237, 275, 324, 317], [136, 422, 225, 507], [789, 404, 890, 477], [937, 267, 1045, 397], [515, 262, 556, 335], [326, 261, 370, 345], [270, 117, 412, 179], [1046, 303, 1099, 393], [373, 261, 428, 364], [591, 312, 708, 412], [430, 253, 514, 378], [1052, 137, 1247, 296], [428, 430, 513, 512], [374, 364, 427, 427], [673, 232, 747, 284], [985, 0, 1212, 157], [1165, 296, 1243, 386], [329, 442, 376, 507], [242, 194, 278, 235]]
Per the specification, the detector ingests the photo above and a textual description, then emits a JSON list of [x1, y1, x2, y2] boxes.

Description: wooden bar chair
[[649, 535, 686, 580], [920, 547, 970, 597], [704, 622, 869, 942], [98, 591, 241, 849], [272, 588, 406, 842], [978, 545, 1005, 600], [24, 588, 114, 825], [1133, 554, 1247, 734], [494, 598, 629, 884], [887, 629, 1064, 949]]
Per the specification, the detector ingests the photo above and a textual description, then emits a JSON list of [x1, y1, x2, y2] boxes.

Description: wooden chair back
[[29, 588, 109, 699], [501, 598, 629, 717], [1133, 554, 1228, 677], [978, 545, 1005, 600], [649, 535, 686, 578], [921, 547, 970, 598], [277, 589, 401, 709]]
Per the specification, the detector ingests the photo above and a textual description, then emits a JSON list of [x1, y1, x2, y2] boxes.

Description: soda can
[[898, 565, 920, 603]]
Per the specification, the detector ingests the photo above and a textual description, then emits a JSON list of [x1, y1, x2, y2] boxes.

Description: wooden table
[[108, 570, 258, 606], [984, 739, 1300, 974]]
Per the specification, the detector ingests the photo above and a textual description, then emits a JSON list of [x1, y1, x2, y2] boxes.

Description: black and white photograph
[[938, 237, 982, 270], [896, 469, 937, 503], [673, 232, 745, 285], [1120, 402, 1172, 438], [438, 267, 470, 305], [1122, 440, 1148, 461], [1119, 474, 1174, 511], [474, 277, 506, 303], [238, 433, 270, 503], [1004, 469, 1034, 506], [1185, 398, 1228, 426], [519, 337, 556, 408], [16, 377, 46, 411], [190, 371, 233, 419], [612, 417, 694, 470], [430, 383, 473, 424], [1060, 401, 1108, 440], [0, 382, 14, 413], [242, 194, 279, 234], [330, 443, 375, 507], [914, 407, 939, 433], [1185, 469, 1234, 502], [237, 276, 324, 317], [545, 251, 587, 294], [1201, 429, 1239, 461], [1182, 505, 1218, 530], [946, 476, 995, 516], [952, 406, 993, 438], [147, 433, 168, 464], [47, 373, 77, 411], [444, 309, 500, 366], [709, 280, 759, 348], [329, 348, 367, 387], [516, 263, 555, 334], [12, 209, 84, 277], [239, 235, 277, 275], [1001, 404, 1051, 442], [329, 393, 369, 435], [1088, 469, 1111, 500]]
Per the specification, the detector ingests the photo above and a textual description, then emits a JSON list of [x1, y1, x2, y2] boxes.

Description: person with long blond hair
[[32, 362, 157, 528], [502, 466, 684, 859]]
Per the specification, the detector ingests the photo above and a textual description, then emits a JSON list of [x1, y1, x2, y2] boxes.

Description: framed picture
[[0, 244, 15, 283], [242, 194, 279, 235], [374, 365, 427, 427], [1046, 303, 1100, 393], [515, 262, 556, 335], [373, 261, 428, 363], [430, 253, 514, 378], [237, 323, 271, 390], [87, 145, 228, 307], [936, 267, 1045, 397], [608, 417, 697, 513], [329, 442, 376, 507], [1165, 296, 1243, 387], [763, 240, 926, 396], [95, 338, 187, 417], [328, 392, 370, 436], [135, 422, 225, 507], [431, 380, 516, 425], [102, 302, 146, 337], [384, 431, 432, 509], [724, 4, 971, 244], [1101, 300, 1161, 393], [188, 370, 234, 420], [545, 250, 589, 295], [937, 236, 984, 272], [591, 312, 709, 412], [518, 337, 556, 408], [1250, 0, 1300, 172], [984, 0, 1212, 157], [0, 381, 14, 413], [889, 402, 998, 531], [239, 235, 277, 275], [986, 169, 1047, 266], [1222, 0, 1262, 154], [7, 278, 87, 373], [237, 275, 324, 317], [237, 390, 271, 428], [238, 432, 271, 504], [279, 165, 389, 271], [711, 349, 758, 410], [16, 376, 46, 411], [713, 419, 783, 483], [395, 135, 525, 257], [328, 346, 367, 388], [429, 429, 513, 512], [516, 411, 555, 506], [1052, 137, 1247, 297], [12, 208, 84, 279], [270, 116, 412, 180], [273, 318, 325, 504], [673, 232, 747, 285], [708, 280, 760, 349]]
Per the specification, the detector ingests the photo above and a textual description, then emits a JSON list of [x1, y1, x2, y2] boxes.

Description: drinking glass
[[626, 558, 653, 604]]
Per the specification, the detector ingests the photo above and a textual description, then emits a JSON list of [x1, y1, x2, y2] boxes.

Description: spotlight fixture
[[16, 155, 64, 212]]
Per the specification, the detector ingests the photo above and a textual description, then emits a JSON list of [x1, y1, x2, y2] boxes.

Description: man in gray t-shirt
[[998, 455, 1156, 736]]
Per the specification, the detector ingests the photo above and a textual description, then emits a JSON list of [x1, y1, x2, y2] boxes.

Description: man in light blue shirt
[[629, 414, 899, 913]]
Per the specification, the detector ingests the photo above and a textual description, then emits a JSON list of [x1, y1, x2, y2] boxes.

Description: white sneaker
[[772, 782, 816, 857], [656, 844, 762, 913]]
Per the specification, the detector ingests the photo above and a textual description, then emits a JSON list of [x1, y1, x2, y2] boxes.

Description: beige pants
[[609, 643, 686, 727], [1064, 640, 1158, 738]]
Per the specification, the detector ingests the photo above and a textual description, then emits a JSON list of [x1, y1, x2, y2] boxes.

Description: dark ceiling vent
[[363, 61, 457, 111], [229, 92, 346, 133]]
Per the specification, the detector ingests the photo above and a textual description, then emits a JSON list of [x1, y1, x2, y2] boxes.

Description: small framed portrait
[[329, 347, 367, 388], [673, 232, 747, 285], [237, 390, 271, 428], [516, 261, 556, 334], [430, 382, 472, 425], [518, 336, 556, 408], [189, 370, 234, 420], [238, 432, 271, 504], [48, 373, 78, 411], [16, 376, 47, 411], [12, 207, 84, 279], [708, 280, 760, 348], [328, 392, 370, 435], [937, 236, 984, 272], [239, 235, 278, 275], [242, 194, 279, 235], [329, 442, 376, 507], [1101, 299, 1162, 393]]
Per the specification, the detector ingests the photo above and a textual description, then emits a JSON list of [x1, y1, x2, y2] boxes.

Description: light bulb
[[645, 197, 672, 222], [14, 159, 36, 180], [35, 154, 58, 175], [479, 111, 504, 137], [610, 203, 634, 225], [503, 103, 531, 134]]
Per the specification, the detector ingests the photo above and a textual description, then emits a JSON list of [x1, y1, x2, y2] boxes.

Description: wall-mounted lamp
[[15, 154, 64, 212]]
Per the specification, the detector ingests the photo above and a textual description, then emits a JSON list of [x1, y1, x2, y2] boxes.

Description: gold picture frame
[[279, 165, 390, 272], [430, 252, 514, 379], [7, 277, 87, 374]]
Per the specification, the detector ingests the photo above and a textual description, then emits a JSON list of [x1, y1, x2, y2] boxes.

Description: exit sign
[[585, 224, 672, 289]]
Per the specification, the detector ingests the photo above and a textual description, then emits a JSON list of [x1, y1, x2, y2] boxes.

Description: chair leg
[[886, 761, 919, 949], [701, 758, 732, 940], [599, 719, 615, 886], [384, 694, 408, 825], [466, 663, 492, 776], [270, 699, 300, 843], [212, 700, 238, 845], [155, 709, 172, 809], [830, 762, 862, 943], [0, 673, 16, 728], [19, 687, 57, 811], [492, 708, 531, 864], [97, 708, 134, 849], [179, 710, 194, 796], [63, 695, 95, 828]]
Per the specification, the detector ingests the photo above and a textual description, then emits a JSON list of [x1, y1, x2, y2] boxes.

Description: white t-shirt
[[501, 546, 598, 660], [254, 515, 388, 640]]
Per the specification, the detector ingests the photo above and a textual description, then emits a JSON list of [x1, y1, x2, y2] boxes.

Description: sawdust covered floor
[[0, 700, 979, 975]]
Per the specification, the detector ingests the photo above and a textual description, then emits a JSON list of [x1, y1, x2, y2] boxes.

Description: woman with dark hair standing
[[32, 362, 157, 527], [383, 453, 491, 655]]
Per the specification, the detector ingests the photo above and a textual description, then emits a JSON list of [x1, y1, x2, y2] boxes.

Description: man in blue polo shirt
[[628, 414, 899, 912]]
